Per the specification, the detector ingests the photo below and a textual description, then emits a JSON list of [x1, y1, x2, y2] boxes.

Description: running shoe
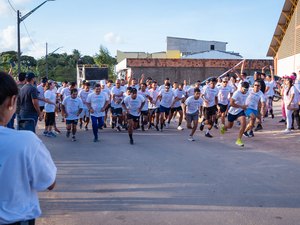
[[117, 125, 122, 132], [220, 124, 226, 134], [111, 122, 115, 129], [199, 122, 204, 131], [235, 138, 244, 147], [254, 124, 263, 131], [177, 125, 184, 131], [278, 119, 286, 123], [93, 138, 99, 142], [72, 136, 76, 142], [85, 126, 88, 131], [213, 124, 219, 129], [243, 131, 249, 137], [205, 133, 213, 138], [166, 123, 169, 129], [188, 136, 195, 141], [155, 125, 159, 131], [43, 131, 48, 136], [130, 139, 134, 145], [282, 129, 291, 134], [79, 123, 83, 129], [48, 131, 57, 137], [248, 130, 254, 137]]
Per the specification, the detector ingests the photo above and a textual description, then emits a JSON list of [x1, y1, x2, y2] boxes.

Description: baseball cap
[[25, 72, 36, 79]]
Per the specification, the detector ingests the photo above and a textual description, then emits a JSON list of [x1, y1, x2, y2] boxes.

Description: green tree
[[94, 45, 117, 80]]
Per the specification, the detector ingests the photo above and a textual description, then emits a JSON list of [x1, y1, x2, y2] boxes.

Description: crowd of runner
[[10, 65, 300, 147]]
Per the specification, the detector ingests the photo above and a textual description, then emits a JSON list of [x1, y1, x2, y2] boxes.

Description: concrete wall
[[122, 58, 273, 84]]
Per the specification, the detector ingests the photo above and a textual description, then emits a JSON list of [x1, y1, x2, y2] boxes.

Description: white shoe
[[188, 136, 195, 141], [166, 123, 169, 128], [177, 125, 184, 131], [282, 129, 291, 134]]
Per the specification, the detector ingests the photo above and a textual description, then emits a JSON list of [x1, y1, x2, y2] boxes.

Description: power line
[[22, 22, 37, 50], [7, 0, 17, 13]]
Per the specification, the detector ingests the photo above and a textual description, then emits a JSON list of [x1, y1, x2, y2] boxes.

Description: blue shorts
[[245, 108, 258, 117], [228, 111, 245, 122], [159, 105, 171, 115]]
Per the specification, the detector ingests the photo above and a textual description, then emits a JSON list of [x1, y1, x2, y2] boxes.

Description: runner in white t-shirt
[[78, 82, 92, 130], [122, 88, 145, 144], [184, 88, 203, 141], [111, 79, 125, 131], [43, 81, 57, 137], [148, 81, 160, 131], [158, 82, 174, 131], [220, 81, 250, 147], [86, 84, 109, 142], [62, 89, 83, 142], [138, 83, 152, 131]]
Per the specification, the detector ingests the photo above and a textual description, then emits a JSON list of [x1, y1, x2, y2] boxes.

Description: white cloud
[[104, 32, 123, 44], [0, 0, 34, 17], [0, 25, 16, 51], [0, 0, 11, 17]]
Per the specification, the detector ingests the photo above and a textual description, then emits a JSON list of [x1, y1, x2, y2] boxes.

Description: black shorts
[[228, 111, 245, 122], [66, 119, 78, 125], [45, 112, 55, 126], [141, 110, 149, 116], [218, 104, 228, 113], [203, 105, 217, 120], [111, 107, 123, 116], [127, 114, 140, 123], [159, 105, 171, 115], [171, 106, 182, 113]]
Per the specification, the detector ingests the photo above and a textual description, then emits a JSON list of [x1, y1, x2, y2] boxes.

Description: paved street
[[36, 103, 300, 225]]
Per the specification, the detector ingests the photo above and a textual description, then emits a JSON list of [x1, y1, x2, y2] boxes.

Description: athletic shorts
[[111, 107, 123, 116], [171, 106, 182, 113], [141, 110, 148, 116], [218, 104, 228, 113], [159, 105, 171, 115], [245, 108, 258, 117], [127, 114, 140, 123], [186, 112, 199, 124], [45, 112, 55, 126], [80, 108, 90, 118], [228, 111, 245, 122], [66, 119, 78, 125], [149, 108, 160, 116], [203, 105, 217, 120]]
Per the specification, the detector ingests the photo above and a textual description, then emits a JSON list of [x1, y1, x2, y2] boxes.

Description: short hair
[[0, 72, 18, 105], [241, 81, 250, 88], [70, 82, 76, 87], [85, 82, 91, 87], [108, 80, 113, 83], [131, 88, 137, 94], [70, 88, 78, 94], [18, 72, 26, 82], [140, 82, 146, 86], [94, 83, 100, 88], [194, 88, 201, 93], [165, 82, 171, 87], [127, 87, 133, 92], [210, 77, 218, 83]]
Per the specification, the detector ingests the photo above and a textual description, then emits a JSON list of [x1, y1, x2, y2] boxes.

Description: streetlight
[[46, 42, 63, 78], [17, 0, 55, 74]]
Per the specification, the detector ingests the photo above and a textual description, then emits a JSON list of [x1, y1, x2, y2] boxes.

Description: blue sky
[[0, 0, 285, 59]]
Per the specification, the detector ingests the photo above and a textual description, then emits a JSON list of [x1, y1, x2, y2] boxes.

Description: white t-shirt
[[37, 84, 45, 107], [57, 86, 64, 95], [61, 87, 72, 99], [217, 86, 233, 105], [111, 86, 124, 109], [245, 89, 265, 110], [202, 86, 218, 107], [0, 126, 56, 224], [284, 86, 299, 106], [86, 92, 109, 117], [78, 89, 92, 109], [173, 89, 185, 108], [185, 96, 203, 114], [159, 89, 175, 108], [148, 89, 160, 109], [44, 90, 56, 113], [265, 80, 276, 97], [138, 90, 150, 111], [123, 95, 145, 116], [228, 90, 248, 115], [62, 96, 83, 120]]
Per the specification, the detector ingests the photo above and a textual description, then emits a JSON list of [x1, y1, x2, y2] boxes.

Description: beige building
[[267, 0, 300, 75]]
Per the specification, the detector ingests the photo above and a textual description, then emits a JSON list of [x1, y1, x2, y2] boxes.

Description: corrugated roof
[[267, 0, 298, 57]]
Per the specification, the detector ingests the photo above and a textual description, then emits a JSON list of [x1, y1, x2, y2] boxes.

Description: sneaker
[[177, 125, 184, 131], [282, 129, 291, 134], [117, 125, 122, 132], [248, 130, 254, 137], [155, 125, 159, 131], [235, 138, 244, 147], [79, 123, 83, 129], [220, 124, 226, 135], [213, 124, 218, 129], [205, 132, 213, 138], [271, 113, 274, 119], [130, 139, 134, 145], [254, 124, 263, 131], [85, 126, 88, 131], [103, 123, 107, 128], [199, 122, 205, 131], [93, 138, 99, 142], [112, 122, 115, 129], [72, 136, 76, 142], [279, 119, 286, 123], [188, 136, 195, 141], [43, 131, 48, 136], [166, 123, 169, 129], [141, 125, 145, 131], [243, 131, 249, 137], [48, 131, 57, 137], [66, 131, 71, 138]]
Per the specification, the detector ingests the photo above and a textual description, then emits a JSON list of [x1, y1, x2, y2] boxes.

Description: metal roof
[[267, 0, 298, 57]]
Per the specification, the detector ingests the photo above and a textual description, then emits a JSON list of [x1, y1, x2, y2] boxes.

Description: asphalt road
[[37, 103, 300, 225]]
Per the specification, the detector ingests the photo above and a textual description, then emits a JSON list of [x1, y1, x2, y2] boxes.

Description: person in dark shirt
[[19, 72, 43, 131], [253, 71, 266, 131]]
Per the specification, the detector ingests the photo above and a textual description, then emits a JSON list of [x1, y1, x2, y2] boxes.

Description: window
[[210, 45, 215, 50]]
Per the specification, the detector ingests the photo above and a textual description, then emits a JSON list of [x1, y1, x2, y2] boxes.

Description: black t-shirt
[[19, 84, 39, 115]]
